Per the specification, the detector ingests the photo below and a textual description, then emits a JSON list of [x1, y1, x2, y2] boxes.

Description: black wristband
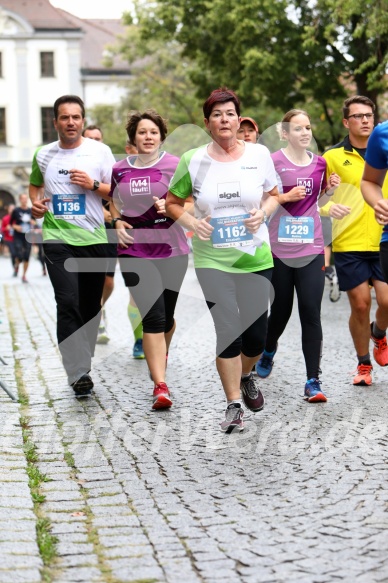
[[111, 218, 123, 227]]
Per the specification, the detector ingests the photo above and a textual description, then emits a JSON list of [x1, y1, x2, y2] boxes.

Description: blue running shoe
[[256, 348, 276, 378], [133, 338, 145, 359], [304, 378, 327, 403]]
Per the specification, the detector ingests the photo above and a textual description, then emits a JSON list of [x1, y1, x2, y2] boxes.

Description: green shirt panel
[[43, 212, 108, 246]]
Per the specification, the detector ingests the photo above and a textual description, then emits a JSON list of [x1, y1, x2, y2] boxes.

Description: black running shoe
[[71, 373, 94, 398]]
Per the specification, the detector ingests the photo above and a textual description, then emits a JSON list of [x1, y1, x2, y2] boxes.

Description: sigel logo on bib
[[217, 181, 241, 202]]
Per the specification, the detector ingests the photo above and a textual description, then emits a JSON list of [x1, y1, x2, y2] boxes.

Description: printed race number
[[52, 194, 86, 219], [278, 216, 314, 243], [210, 214, 253, 248]]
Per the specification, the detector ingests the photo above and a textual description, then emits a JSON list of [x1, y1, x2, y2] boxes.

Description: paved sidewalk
[[0, 254, 388, 583]]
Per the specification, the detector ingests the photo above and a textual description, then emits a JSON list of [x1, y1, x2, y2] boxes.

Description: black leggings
[[265, 254, 325, 379], [195, 268, 273, 359], [119, 255, 188, 333]]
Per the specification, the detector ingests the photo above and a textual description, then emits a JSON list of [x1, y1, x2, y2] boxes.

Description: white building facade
[[0, 0, 130, 213]]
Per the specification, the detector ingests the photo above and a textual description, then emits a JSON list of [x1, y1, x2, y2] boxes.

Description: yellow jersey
[[320, 135, 388, 252]]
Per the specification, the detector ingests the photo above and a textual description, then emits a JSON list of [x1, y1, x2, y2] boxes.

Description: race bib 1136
[[52, 194, 86, 219]]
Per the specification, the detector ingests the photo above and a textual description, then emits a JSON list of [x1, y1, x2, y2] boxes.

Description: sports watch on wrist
[[92, 180, 100, 191], [261, 209, 268, 223], [111, 218, 123, 227]]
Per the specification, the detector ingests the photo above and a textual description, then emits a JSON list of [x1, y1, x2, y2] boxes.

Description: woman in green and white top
[[166, 87, 279, 433]]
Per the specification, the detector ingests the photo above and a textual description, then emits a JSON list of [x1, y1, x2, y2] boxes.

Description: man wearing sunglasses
[[320, 96, 388, 387]]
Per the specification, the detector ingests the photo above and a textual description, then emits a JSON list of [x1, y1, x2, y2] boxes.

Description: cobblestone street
[[1, 253, 388, 583]]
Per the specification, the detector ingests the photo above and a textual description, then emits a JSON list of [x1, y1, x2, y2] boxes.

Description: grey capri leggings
[[195, 267, 273, 359]]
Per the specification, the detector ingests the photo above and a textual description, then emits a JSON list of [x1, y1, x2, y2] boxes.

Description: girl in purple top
[[256, 109, 340, 402], [109, 110, 190, 410]]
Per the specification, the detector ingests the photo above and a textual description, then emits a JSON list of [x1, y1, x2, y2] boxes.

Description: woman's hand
[[115, 220, 134, 249], [153, 196, 167, 215], [194, 216, 213, 240], [328, 204, 351, 220], [283, 185, 306, 203], [244, 208, 266, 234]]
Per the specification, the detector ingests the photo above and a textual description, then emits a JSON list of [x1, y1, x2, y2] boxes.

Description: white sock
[[227, 399, 243, 407]]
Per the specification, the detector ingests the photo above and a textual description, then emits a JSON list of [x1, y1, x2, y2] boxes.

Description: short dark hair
[[126, 110, 168, 145], [53, 95, 85, 120], [82, 124, 102, 137], [343, 95, 375, 119], [203, 87, 241, 120]]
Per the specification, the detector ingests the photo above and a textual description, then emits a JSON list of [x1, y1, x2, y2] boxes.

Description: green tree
[[86, 104, 126, 156], [106, 23, 204, 130], [132, 0, 388, 148]]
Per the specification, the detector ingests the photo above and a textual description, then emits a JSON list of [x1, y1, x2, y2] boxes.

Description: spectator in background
[[82, 124, 103, 142], [31, 217, 47, 276], [11, 194, 33, 283], [1, 203, 17, 274]]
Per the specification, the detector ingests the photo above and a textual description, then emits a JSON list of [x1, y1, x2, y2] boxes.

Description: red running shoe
[[370, 323, 388, 366], [152, 382, 172, 410]]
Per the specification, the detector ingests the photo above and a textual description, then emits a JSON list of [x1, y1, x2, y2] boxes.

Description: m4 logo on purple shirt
[[297, 177, 313, 196], [130, 177, 151, 196]]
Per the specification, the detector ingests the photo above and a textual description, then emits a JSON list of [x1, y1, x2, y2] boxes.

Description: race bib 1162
[[210, 214, 253, 248]]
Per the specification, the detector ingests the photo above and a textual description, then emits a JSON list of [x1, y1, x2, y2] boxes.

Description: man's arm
[[361, 162, 388, 225], [68, 170, 111, 201], [29, 184, 50, 219]]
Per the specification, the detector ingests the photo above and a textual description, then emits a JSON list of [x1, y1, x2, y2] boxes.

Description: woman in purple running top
[[109, 110, 191, 411], [256, 109, 340, 402]]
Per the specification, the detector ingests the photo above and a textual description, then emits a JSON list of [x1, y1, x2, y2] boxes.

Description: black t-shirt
[[11, 207, 32, 239]]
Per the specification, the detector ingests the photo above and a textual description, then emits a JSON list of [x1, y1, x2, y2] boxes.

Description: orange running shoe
[[353, 364, 373, 386], [370, 323, 388, 366]]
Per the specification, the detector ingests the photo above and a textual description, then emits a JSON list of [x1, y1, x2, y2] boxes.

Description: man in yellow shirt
[[321, 95, 388, 386]]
